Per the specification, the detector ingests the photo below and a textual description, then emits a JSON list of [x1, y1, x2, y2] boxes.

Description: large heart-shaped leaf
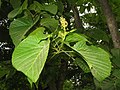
[[9, 15, 39, 46], [12, 27, 50, 83], [73, 42, 111, 81], [65, 33, 111, 82]]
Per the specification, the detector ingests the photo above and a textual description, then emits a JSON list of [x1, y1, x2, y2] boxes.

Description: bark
[[98, 0, 120, 48], [72, 5, 84, 32]]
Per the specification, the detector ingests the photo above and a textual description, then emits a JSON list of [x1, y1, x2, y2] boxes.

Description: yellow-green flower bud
[[60, 17, 68, 30]]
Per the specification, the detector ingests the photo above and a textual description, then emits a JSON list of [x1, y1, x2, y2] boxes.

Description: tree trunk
[[98, 0, 120, 48], [72, 5, 84, 33]]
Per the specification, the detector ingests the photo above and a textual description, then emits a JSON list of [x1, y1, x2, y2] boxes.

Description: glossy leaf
[[12, 27, 50, 83], [9, 15, 39, 46]]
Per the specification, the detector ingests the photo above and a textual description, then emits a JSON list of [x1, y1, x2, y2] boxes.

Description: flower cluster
[[60, 17, 68, 30]]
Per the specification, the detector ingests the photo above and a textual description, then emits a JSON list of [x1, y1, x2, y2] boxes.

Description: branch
[[98, 0, 120, 48], [72, 5, 84, 32]]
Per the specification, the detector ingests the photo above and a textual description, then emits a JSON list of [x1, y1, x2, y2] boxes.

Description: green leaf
[[8, 0, 28, 19], [63, 80, 74, 90], [76, 0, 84, 6], [101, 78, 116, 90], [29, 1, 44, 13], [67, 0, 78, 6], [9, 15, 39, 46], [65, 33, 88, 43], [12, 27, 50, 83], [56, 1, 64, 14], [80, 6, 86, 14], [44, 4, 58, 14], [74, 58, 90, 73], [40, 17, 59, 30], [111, 48, 120, 68], [113, 69, 120, 79], [73, 42, 111, 81], [10, 0, 21, 9], [86, 29, 109, 42], [115, 79, 120, 88], [94, 78, 115, 90], [0, 66, 9, 78], [8, 7, 21, 19], [0, 61, 11, 78], [65, 33, 111, 82], [27, 78, 33, 88], [29, 27, 48, 40]]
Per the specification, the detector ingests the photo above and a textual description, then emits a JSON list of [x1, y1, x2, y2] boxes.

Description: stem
[[72, 5, 84, 32], [60, 28, 67, 49], [63, 51, 75, 61]]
